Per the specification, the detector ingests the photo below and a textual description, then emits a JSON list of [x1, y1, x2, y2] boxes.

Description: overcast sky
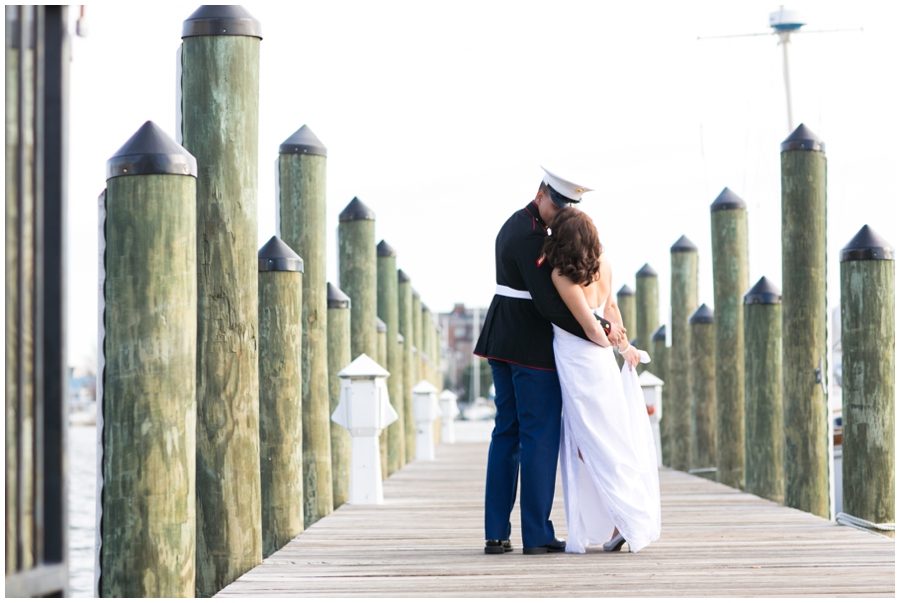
[[66, 1, 897, 367]]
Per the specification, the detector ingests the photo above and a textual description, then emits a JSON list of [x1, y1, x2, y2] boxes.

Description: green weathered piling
[[689, 304, 716, 476], [326, 283, 351, 507], [180, 6, 263, 593], [377, 240, 405, 475], [743, 277, 784, 504], [710, 187, 749, 490], [398, 270, 416, 463], [780, 124, 829, 518], [376, 317, 388, 476], [338, 197, 377, 360], [257, 237, 304, 558], [670, 235, 699, 471], [277, 125, 333, 527], [840, 226, 895, 527], [617, 285, 635, 369], [100, 122, 197, 596], [652, 326, 670, 465], [636, 264, 659, 359]]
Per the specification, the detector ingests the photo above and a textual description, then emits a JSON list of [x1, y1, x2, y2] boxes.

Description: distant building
[[440, 303, 488, 401]]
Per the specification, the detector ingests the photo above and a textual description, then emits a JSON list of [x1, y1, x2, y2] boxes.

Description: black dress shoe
[[523, 537, 566, 555], [484, 539, 513, 554]]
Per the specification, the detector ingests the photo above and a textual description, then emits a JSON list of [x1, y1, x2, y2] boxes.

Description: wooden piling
[[398, 270, 416, 463], [636, 264, 659, 359], [277, 125, 333, 527], [376, 317, 388, 476], [743, 277, 784, 504], [840, 226, 895, 527], [780, 124, 829, 518], [338, 197, 377, 359], [326, 283, 351, 507], [670, 235, 699, 471], [100, 122, 197, 596], [651, 325, 671, 466], [180, 6, 263, 593], [689, 304, 716, 476], [617, 284, 635, 369], [710, 187, 749, 490], [257, 237, 304, 558], [377, 241, 405, 475]]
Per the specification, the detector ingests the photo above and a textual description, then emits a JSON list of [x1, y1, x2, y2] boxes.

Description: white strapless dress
[[553, 315, 661, 553]]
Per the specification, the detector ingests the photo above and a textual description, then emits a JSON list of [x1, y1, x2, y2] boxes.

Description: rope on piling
[[836, 512, 895, 537]]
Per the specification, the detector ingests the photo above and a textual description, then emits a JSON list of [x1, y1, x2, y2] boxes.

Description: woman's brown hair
[[541, 207, 602, 287]]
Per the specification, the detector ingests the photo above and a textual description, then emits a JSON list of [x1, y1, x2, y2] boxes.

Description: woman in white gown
[[541, 207, 661, 553]]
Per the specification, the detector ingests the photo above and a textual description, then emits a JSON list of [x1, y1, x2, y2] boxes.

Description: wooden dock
[[217, 442, 894, 597]]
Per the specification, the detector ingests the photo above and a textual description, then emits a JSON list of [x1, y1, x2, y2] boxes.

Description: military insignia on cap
[[575, 187, 585, 194]]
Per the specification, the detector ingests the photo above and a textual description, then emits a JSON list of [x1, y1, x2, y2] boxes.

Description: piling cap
[[617, 284, 634, 297], [107, 121, 197, 180], [781, 123, 825, 153], [671, 235, 698, 253], [376, 317, 387, 333], [743, 276, 782, 305], [636, 263, 657, 277], [279, 125, 327, 157], [651, 324, 666, 342], [377, 240, 397, 258], [689, 303, 714, 324], [412, 288, 421, 299], [397, 269, 410, 283], [840, 225, 894, 262], [327, 282, 351, 309], [339, 197, 376, 222], [710, 187, 747, 212], [258, 236, 304, 272], [422, 303, 430, 313], [182, 5, 262, 39]]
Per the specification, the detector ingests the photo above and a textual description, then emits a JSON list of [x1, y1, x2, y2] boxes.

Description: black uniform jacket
[[474, 201, 590, 370]]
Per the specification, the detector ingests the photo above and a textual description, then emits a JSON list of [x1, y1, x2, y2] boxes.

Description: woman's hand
[[620, 344, 641, 371]]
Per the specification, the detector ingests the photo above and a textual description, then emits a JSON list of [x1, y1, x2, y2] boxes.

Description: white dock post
[[640, 371, 665, 468], [332, 354, 398, 504], [439, 390, 460, 444], [413, 381, 441, 460]]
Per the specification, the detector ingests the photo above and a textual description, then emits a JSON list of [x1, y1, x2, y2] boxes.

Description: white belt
[[495, 284, 532, 300]]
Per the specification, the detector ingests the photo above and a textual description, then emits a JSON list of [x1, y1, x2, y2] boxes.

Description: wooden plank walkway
[[217, 442, 894, 597]]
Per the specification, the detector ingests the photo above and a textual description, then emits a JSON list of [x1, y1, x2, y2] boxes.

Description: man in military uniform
[[474, 166, 626, 554]]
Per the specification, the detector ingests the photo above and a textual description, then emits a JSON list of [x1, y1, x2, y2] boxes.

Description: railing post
[[332, 355, 398, 505], [327, 283, 352, 507], [277, 125, 332, 527], [439, 390, 460, 443], [397, 270, 416, 463], [689, 303, 716, 479], [179, 6, 263, 593], [99, 121, 197, 597], [413, 381, 441, 461], [743, 277, 784, 504], [257, 237, 304, 558], [377, 240, 405, 475], [780, 124, 829, 518], [651, 325, 671, 466], [710, 188, 749, 490], [669, 235, 699, 471], [839, 226, 894, 529]]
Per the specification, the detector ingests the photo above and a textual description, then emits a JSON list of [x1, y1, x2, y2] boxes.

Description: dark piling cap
[[781, 123, 825, 153], [183, 5, 262, 39], [398, 269, 410, 283], [840, 225, 894, 262], [636, 263, 657, 277], [327, 282, 351, 309], [376, 317, 387, 333], [258, 236, 303, 272], [279, 125, 327, 157], [744, 277, 781, 305], [651, 325, 666, 342], [107, 121, 197, 180], [710, 187, 747, 212], [412, 288, 420, 299], [377, 240, 397, 258], [689, 303, 714, 325], [617, 284, 634, 297], [339, 197, 376, 222], [422, 303, 430, 313], [671, 235, 697, 253]]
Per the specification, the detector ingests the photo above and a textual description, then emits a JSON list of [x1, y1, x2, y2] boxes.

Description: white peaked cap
[[541, 165, 594, 204]]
